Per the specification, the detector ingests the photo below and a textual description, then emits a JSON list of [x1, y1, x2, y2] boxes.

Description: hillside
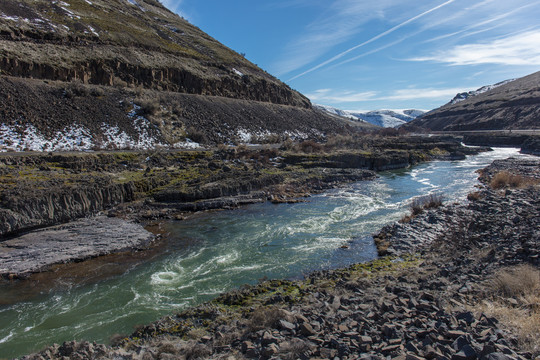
[[314, 104, 425, 128], [406, 71, 540, 131], [0, 0, 358, 150]]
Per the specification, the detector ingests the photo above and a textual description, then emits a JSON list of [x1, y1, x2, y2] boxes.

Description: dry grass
[[467, 191, 483, 201], [490, 171, 540, 189], [474, 265, 540, 355], [410, 193, 444, 216], [246, 305, 287, 332], [298, 140, 324, 154]]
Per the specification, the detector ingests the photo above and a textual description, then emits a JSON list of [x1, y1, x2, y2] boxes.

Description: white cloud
[[411, 30, 540, 66]]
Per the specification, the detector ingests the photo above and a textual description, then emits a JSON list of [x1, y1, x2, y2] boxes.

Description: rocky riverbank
[[18, 158, 540, 359], [0, 136, 484, 278]]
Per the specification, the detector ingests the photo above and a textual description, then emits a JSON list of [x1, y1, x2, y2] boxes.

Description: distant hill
[[447, 79, 515, 105], [405, 71, 540, 131], [314, 105, 426, 128], [0, 0, 359, 151]]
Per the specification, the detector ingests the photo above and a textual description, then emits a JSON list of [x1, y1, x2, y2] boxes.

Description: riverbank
[[18, 157, 540, 359], [0, 135, 483, 279]]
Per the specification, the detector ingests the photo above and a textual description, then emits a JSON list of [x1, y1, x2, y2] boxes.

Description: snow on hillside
[[314, 105, 426, 128], [449, 79, 516, 105]]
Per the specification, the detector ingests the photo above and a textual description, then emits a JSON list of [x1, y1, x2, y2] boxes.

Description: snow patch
[[126, 0, 146, 11], [237, 129, 252, 143], [0, 14, 23, 22], [173, 139, 201, 149], [232, 68, 244, 77], [87, 26, 99, 37], [0, 124, 92, 152]]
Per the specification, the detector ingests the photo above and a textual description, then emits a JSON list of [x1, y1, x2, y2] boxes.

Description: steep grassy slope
[[0, 0, 307, 106], [406, 71, 540, 131], [0, 0, 363, 150]]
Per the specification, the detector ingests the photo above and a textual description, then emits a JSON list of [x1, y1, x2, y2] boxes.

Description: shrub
[[298, 140, 324, 153], [135, 99, 160, 116], [279, 339, 312, 360], [410, 193, 444, 216], [246, 306, 283, 332], [490, 171, 539, 189], [492, 265, 540, 299], [280, 138, 295, 151], [90, 87, 105, 97], [181, 341, 211, 360], [467, 191, 483, 201], [186, 127, 207, 144], [475, 265, 540, 355]]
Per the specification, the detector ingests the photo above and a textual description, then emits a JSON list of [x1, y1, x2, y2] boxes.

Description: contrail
[[287, 0, 457, 82]]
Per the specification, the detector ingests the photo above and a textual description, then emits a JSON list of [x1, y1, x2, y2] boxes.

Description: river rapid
[[0, 148, 534, 358]]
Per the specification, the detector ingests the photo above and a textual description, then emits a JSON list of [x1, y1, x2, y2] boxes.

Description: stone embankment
[[20, 157, 540, 359]]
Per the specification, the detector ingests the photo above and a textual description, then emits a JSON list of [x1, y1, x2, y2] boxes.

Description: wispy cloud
[[307, 86, 472, 104], [411, 30, 540, 66], [422, 2, 540, 44], [272, 1, 404, 76], [306, 89, 379, 103], [287, 0, 457, 81]]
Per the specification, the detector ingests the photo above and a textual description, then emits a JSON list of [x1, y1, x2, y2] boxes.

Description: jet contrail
[[287, 0, 457, 82]]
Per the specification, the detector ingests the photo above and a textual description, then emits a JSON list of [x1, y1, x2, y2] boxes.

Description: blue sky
[[161, 0, 540, 111]]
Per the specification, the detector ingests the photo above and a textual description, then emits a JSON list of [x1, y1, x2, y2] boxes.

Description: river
[[0, 148, 534, 358]]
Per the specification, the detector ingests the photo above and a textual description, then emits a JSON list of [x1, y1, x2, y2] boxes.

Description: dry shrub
[[280, 138, 295, 151], [467, 191, 483, 201], [325, 134, 358, 150], [410, 193, 444, 216], [492, 264, 540, 299], [186, 327, 208, 340], [279, 338, 312, 360], [298, 140, 324, 153], [475, 265, 540, 355], [157, 340, 180, 356], [186, 127, 207, 144], [135, 98, 160, 116], [181, 341, 212, 360], [490, 171, 540, 189], [246, 305, 284, 332]]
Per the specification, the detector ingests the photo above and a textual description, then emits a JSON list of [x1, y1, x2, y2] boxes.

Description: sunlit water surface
[[0, 148, 534, 358]]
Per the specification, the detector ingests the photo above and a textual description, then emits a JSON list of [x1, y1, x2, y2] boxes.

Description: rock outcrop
[[0, 216, 154, 278]]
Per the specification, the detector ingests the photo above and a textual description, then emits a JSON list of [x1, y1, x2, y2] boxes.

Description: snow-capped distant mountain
[[314, 104, 427, 128], [449, 79, 516, 105]]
